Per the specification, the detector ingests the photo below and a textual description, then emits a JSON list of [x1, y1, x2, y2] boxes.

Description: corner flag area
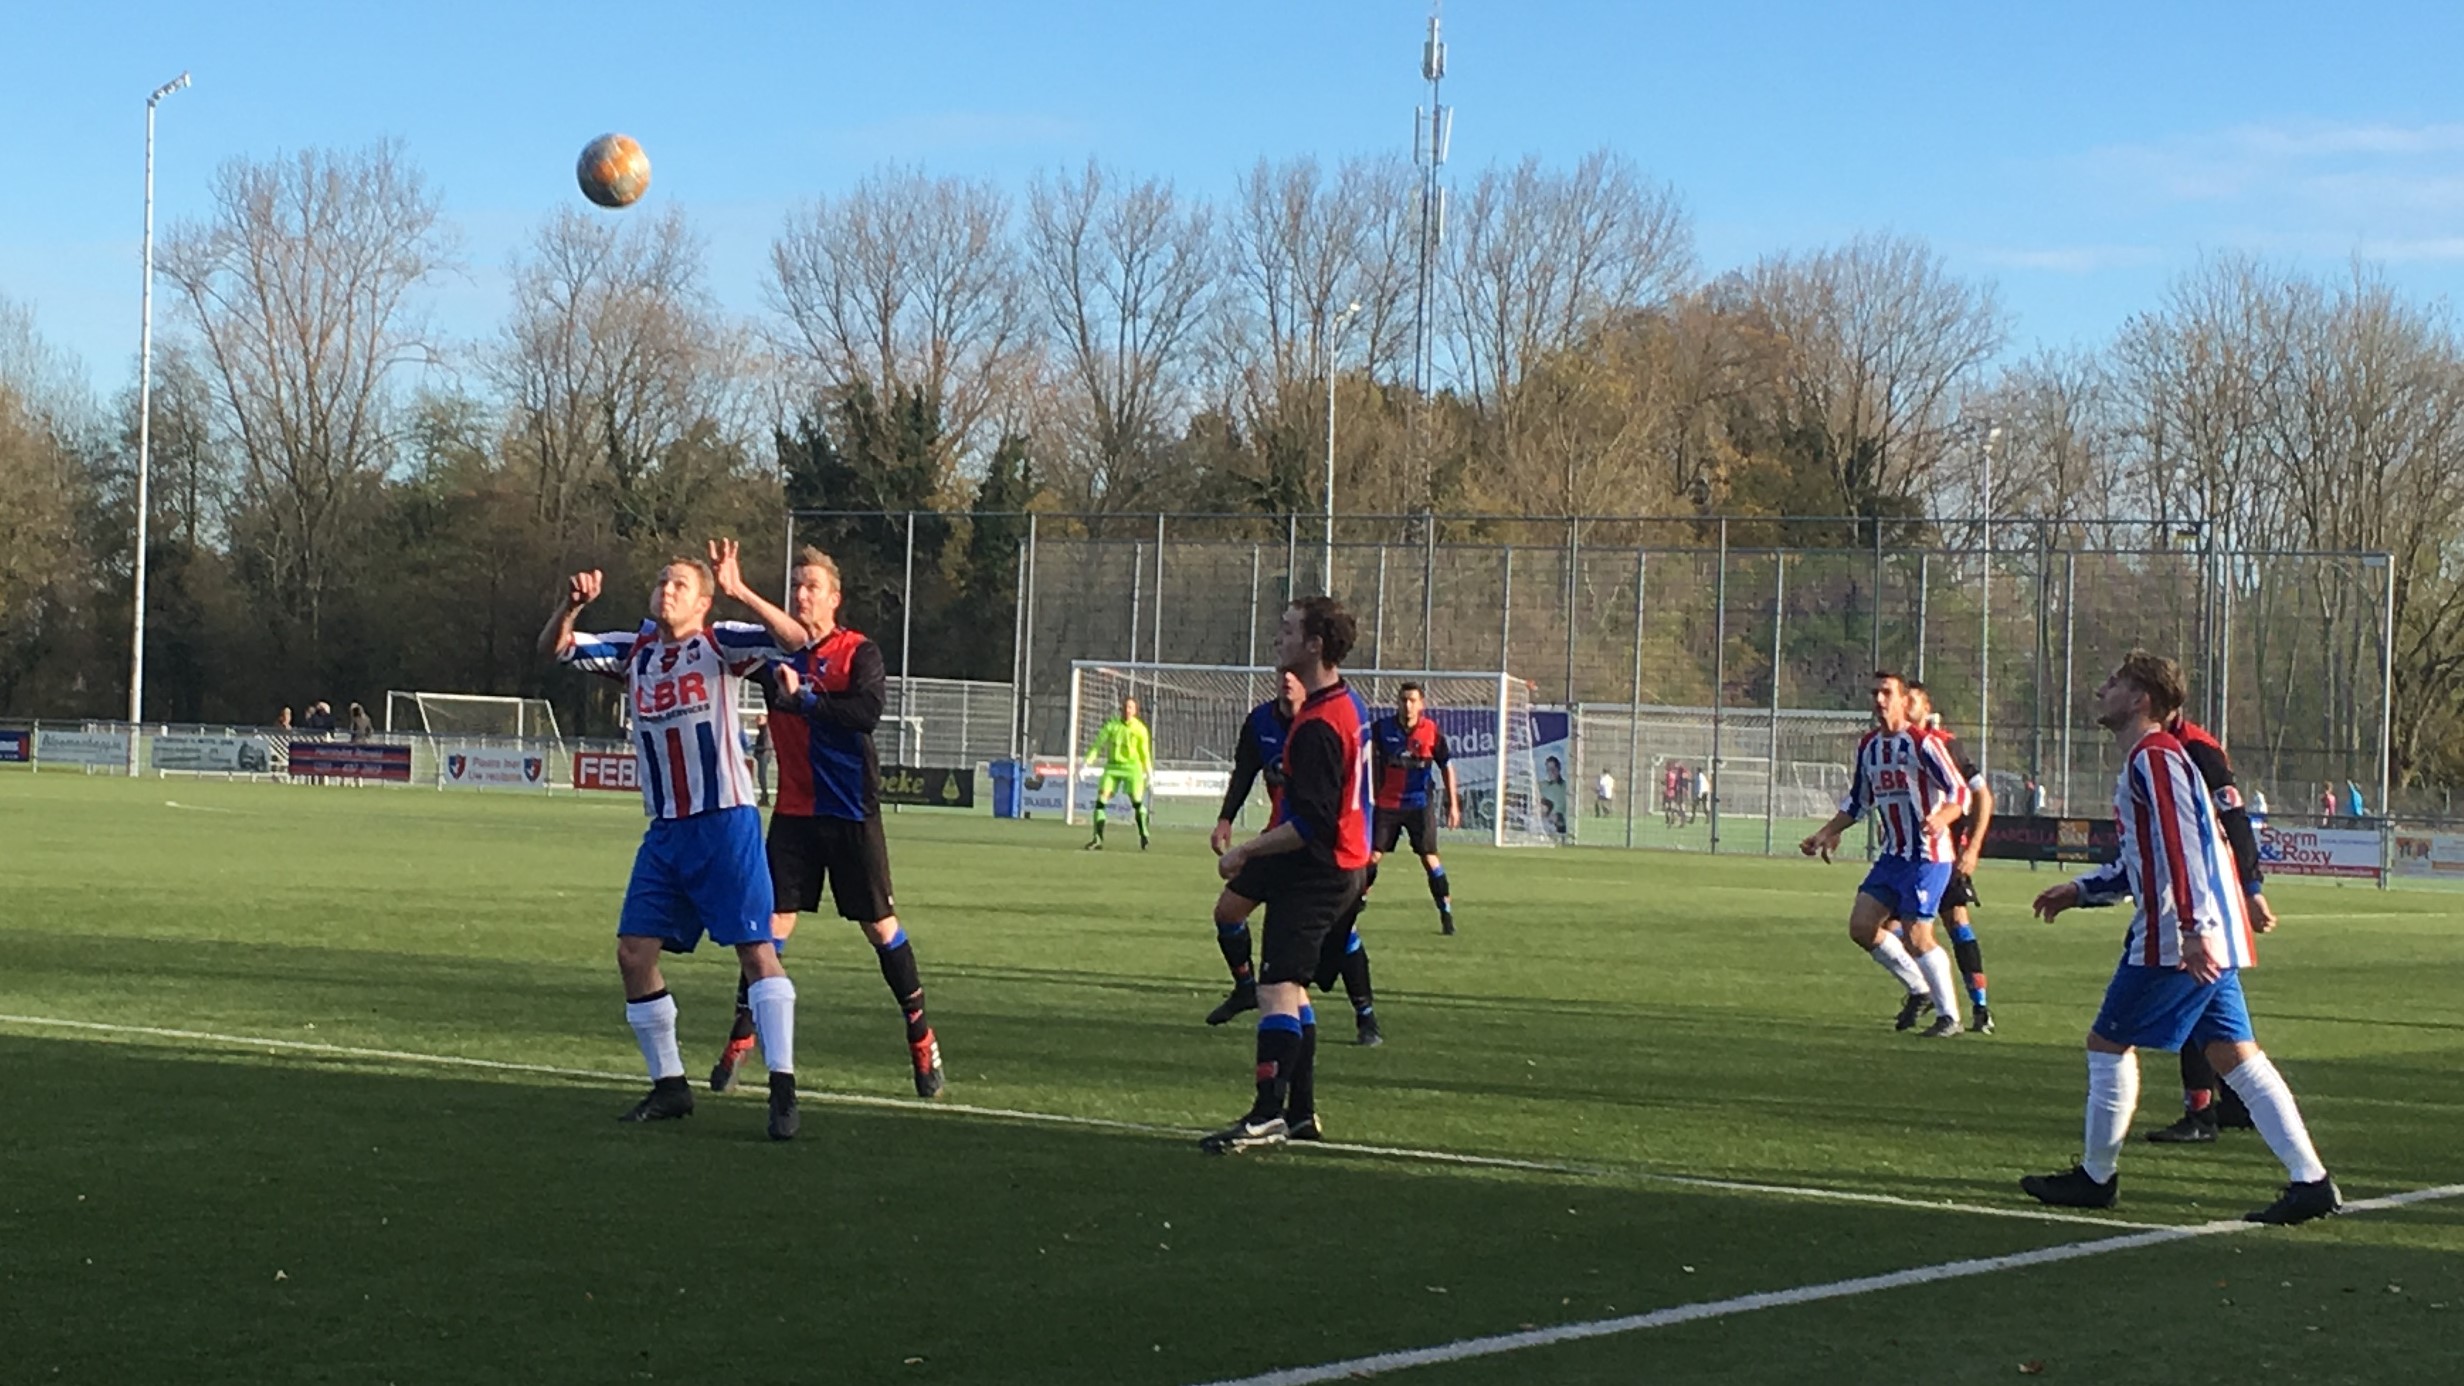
[[4, 776, 2459, 1383]]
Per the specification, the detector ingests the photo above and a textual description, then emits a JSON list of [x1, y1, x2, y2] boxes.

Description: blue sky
[[9, 0, 2464, 394]]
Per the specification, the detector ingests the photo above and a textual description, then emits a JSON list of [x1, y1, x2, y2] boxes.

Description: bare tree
[[159, 142, 453, 639], [1968, 348, 2127, 541], [1729, 234, 2004, 513], [1443, 149, 1693, 415], [1022, 160, 1215, 509], [769, 166, 1027, 481], [498, 205, 748, 537]]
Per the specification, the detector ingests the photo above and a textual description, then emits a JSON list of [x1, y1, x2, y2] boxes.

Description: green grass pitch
[[3, 774, 2462, 1384]]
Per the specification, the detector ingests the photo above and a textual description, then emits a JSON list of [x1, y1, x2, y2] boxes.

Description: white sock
[[1916, 944, 1962, 1025], [748, 975, 797, 1078], [2224, 1053, 2328, 1184], [625, 993, 684, 1081], [1867, 933, 1928, 994], [2082, 1049, 2139, 1183]]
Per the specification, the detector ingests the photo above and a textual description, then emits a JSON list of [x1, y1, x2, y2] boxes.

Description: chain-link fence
[[791, 509, 2400, 853]]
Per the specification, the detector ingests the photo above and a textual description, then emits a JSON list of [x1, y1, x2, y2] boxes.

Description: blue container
[[989, 759, 1024, 818]]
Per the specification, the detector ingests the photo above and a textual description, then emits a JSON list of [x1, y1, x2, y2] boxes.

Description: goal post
[[1062, 661, 1557, 848], [385, 690, 563, 740]]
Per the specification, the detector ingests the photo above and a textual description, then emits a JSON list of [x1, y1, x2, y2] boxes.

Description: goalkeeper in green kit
[[1083, 695, 1155, 850]]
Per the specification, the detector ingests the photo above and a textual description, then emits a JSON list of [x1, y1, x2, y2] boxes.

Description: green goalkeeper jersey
[[1087, 715, 1153, 774]]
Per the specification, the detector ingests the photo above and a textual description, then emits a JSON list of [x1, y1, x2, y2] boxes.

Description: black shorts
[[1225, 852, 1367, 988], [1373, 805, 1438, 857], [766, 813, 895, 923], [1944, 871, 1980, 911]]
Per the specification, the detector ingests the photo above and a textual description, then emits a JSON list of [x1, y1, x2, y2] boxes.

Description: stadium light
[[1325, 299, 1365, 592], [129, 70, 191, 764]]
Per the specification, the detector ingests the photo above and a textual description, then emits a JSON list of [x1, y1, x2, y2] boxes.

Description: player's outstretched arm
[[538, 570, 601, 658], [1800, 808, 1855, 859], [1958, 781, 1996, 875], [708, 538, 809, 652], [1443, 763, 1462, 829], [2032, 881, 2082, 920]]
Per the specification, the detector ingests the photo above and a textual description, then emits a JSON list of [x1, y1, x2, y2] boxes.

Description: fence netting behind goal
[[385, 691, 562, 740], [1068, 661, 1555, 847]]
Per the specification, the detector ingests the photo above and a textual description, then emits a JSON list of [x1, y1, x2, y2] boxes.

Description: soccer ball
[[576, 133, 651, 209]]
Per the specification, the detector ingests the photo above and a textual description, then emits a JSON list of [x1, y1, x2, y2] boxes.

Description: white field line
[[3, 1012, 2130, 1229], [1194, 1182, 2464, 1386]]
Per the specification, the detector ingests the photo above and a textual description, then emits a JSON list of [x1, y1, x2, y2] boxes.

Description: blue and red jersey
[[1271, 681, 1374, 871], [1217, 696, 1294, 821], [768, 626, 886, 821], [1370, 713, 1451, 811]]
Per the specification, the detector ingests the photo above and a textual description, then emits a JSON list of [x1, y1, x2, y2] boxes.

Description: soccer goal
[[1065, 661, 1557, 848], [385, 690, 562, 740]]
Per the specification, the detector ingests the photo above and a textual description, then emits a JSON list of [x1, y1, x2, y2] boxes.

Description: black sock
[[1134, 802, 1151, 841], [728, 975, 756, 1043], [1251, 1015, 1302, 1120], [876, 932, 930, 1044], [1093, 812, 1106, 841], [1339, 940, 1374, 1017], [1949, 927, 1988, 1005], [1286, 1008, 1318, 1120], [1216, 919, 1255, 983], [2179, 1040, 2218, 1108], [1426, 865, 1451, 917]]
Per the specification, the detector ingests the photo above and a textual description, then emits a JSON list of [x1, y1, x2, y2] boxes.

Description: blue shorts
[[1858, 856, 1954, 924], [618, 806, 777, 954], [2090, 964, 2256, 1051]]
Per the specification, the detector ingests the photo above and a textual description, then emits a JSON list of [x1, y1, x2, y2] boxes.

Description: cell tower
[[1408, 2, 1452, 508]]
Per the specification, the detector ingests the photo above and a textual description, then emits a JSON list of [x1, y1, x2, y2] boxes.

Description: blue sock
[[1948, 922, 1988, 1008]]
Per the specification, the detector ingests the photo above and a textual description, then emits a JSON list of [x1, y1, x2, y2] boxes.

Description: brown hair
[[1289, 595, 1358, 667], [794, 546, 843, 588], [1871, 669, 1906, 688], [2114, 649, 2187, 720], [661, 555, 718, 596]]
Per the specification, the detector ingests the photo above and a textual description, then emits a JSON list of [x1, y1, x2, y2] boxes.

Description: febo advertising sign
[[573, 750, 640, 793]]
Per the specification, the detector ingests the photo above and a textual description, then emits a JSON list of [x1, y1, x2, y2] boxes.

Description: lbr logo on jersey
[[634, 672, 712, 717]]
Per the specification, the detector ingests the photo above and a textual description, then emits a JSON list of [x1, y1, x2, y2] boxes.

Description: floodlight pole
[[1325, 300, 1364, 593], [128, 70, 190, 767]]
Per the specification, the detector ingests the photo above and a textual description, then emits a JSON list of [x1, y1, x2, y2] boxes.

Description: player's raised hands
[[2032, 881, 2080, 921], [708, 538, 747, 599], [566, 570, 603, 610]]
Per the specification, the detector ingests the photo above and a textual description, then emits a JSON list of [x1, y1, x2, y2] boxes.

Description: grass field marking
[[0, 1012, 2151, 1231], [1191, 1183, 2464, 1386]]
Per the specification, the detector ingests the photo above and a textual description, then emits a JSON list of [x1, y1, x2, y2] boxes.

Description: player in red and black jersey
[[1201, 596, 1373, 1155], [1369, 684, 1462, 935], [1907, 683, 1997, 1034], [708, 547, 947, 1100], [2145, 713, 2277, 1143]]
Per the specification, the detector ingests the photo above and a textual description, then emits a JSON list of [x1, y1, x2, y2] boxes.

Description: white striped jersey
[[562, 620, 791, 819], [2074, 729, 2258, 970], [1838, 727, 1970, 862]]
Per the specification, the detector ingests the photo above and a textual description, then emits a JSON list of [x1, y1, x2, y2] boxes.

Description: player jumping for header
[[708, 547, 948, 1101], [2022, 650, 2337, 1223], [542, 540, 809, 1139], [1208, 669, 1384, 1045], [1200, 597, 1374, 1154], [1368, 682, 1462, 935], [1800, 670, 1972, 1037], [1083, 695, 1154, 850]]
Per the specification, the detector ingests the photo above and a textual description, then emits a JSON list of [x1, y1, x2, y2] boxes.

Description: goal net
[[386, 690, 562, 740], [1065, 661, 1557, 848]]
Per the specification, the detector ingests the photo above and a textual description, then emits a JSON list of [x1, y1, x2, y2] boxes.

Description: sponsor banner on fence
[[1017, 760, 1227, 816], [2392, 830, 2464, 878], [36, 729, 131, 766], [1431, 706, 1573, 837], [572, 750, 639, 793], [150, 734, 274, 774], [0, 730, 28, 763], [2259, 824, 2383, 879], [880, 765, 976, 809], [441, 745, 548, 791], [1982, 814, 2123, 864], [288, 742, 413, 782]]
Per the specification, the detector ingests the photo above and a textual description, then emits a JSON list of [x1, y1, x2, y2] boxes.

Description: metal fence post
[[2059, 549, 2076, 814], [1152, 513, 1167, 674], [1285, 514, 1298, 601], [1564, 517, 1580, 706], [1765, 552, 1785, 855], [1022, 514, 1039, 761], [1625, 549, 1646, 850], [1979, 524, 1993, 773], [1498, 546, 1515, 673], [1914, 551, 1930, 683], [1869, 517, 1883, 674], [2032, 523, 2049, 783], [1009, 536, 1027, 760], [1247, 544, 1262, 672], [1423, 513, 1437, 668], [1129, 539, 1145, 664], [1373, 544, 1388, 670], [2378, 552, 2395, 828], [901, 511, 916, 763], [1711, 519, 1728, 853]]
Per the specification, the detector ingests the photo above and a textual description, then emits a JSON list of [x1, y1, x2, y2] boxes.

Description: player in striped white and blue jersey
[[542, 540, 812, 1139], [2024, 651, 2339, 1224], [1800, 671, 1974, 1037]]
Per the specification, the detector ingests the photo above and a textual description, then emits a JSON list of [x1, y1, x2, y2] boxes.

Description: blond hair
[[794, 546, 842, 588]]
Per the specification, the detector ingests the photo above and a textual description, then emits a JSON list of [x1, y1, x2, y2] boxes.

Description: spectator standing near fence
[[1594, 768, 1615, 818], [347, 703, 373, 740], [749, 713, 773, 808], [276, 707, 293, 731]]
